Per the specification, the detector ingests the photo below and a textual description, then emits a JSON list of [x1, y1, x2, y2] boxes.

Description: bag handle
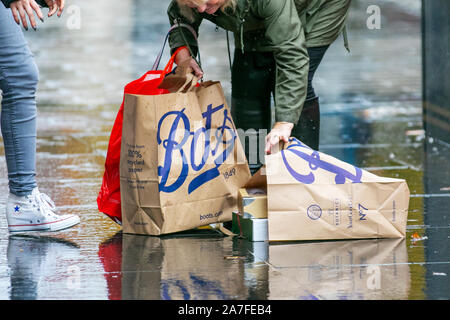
[[152, 22, 201, 71], [162, 46, 188, 75], [176, 73, 199, 93]]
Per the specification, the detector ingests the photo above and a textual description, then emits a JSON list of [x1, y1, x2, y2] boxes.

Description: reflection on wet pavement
[[7, 235, 81, 300], [104, 232, 411, 300], [0, 0, 448, 300]]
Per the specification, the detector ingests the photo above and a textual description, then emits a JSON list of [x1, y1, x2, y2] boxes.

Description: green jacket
[[168, 0, 351, 125]]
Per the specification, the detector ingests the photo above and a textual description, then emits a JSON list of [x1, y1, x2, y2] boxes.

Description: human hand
[[10, 0, 44, 30], [44, 0, 65, 18], [10, 0, 65, 30], [175, 47, 204, 79], [265, 122, 294, 155]]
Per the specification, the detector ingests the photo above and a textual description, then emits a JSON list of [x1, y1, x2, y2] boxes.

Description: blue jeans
[[0, 3, 38, 196]]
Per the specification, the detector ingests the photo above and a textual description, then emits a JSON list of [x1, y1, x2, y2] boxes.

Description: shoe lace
[[29, 191, 57, 216]]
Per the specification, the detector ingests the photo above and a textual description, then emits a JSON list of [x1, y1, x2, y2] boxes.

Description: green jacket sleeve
[[36, 0, 48, 7], [1, 0, 16, 7], [256, 0, 309, 125], [1, 0, 48, 7], [167, 0, 202, 57]]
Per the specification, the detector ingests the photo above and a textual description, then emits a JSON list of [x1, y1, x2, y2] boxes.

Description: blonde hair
[[176, 0, 237, 22]]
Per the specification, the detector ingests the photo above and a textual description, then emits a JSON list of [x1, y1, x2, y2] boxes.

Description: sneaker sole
[[8, 215, 81, 233]]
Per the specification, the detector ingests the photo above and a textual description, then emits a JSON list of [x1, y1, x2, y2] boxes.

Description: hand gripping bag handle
[[152, 21, 202, 72]]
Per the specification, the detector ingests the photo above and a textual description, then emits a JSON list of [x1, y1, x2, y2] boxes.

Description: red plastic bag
[[97, 47, 187, 224]]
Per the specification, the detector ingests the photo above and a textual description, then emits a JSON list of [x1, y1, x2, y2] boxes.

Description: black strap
[[152, 21, 202, 71], [226, 31, 232, 72]]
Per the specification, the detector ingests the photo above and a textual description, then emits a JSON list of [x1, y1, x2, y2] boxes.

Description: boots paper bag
[[120, 79, 251, 235], [263, 138, 410, 241]]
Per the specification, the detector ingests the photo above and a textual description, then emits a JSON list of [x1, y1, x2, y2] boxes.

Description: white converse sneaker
[[6, 188, 80, 233]]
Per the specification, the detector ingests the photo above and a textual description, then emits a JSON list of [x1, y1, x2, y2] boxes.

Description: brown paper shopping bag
[[120, 79, 251, 235], [263, 138, 410, 241]]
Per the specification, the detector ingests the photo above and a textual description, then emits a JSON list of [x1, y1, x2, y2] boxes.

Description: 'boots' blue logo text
[[157, 104, 236, 194], [281, 138, 363, 184]]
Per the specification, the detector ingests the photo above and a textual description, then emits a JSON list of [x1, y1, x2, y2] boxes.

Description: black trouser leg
[[231, 50, 275, 174], [291, 45, 329, 151], [231, 45, 329, 172], [291, 96, 320, 150]]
